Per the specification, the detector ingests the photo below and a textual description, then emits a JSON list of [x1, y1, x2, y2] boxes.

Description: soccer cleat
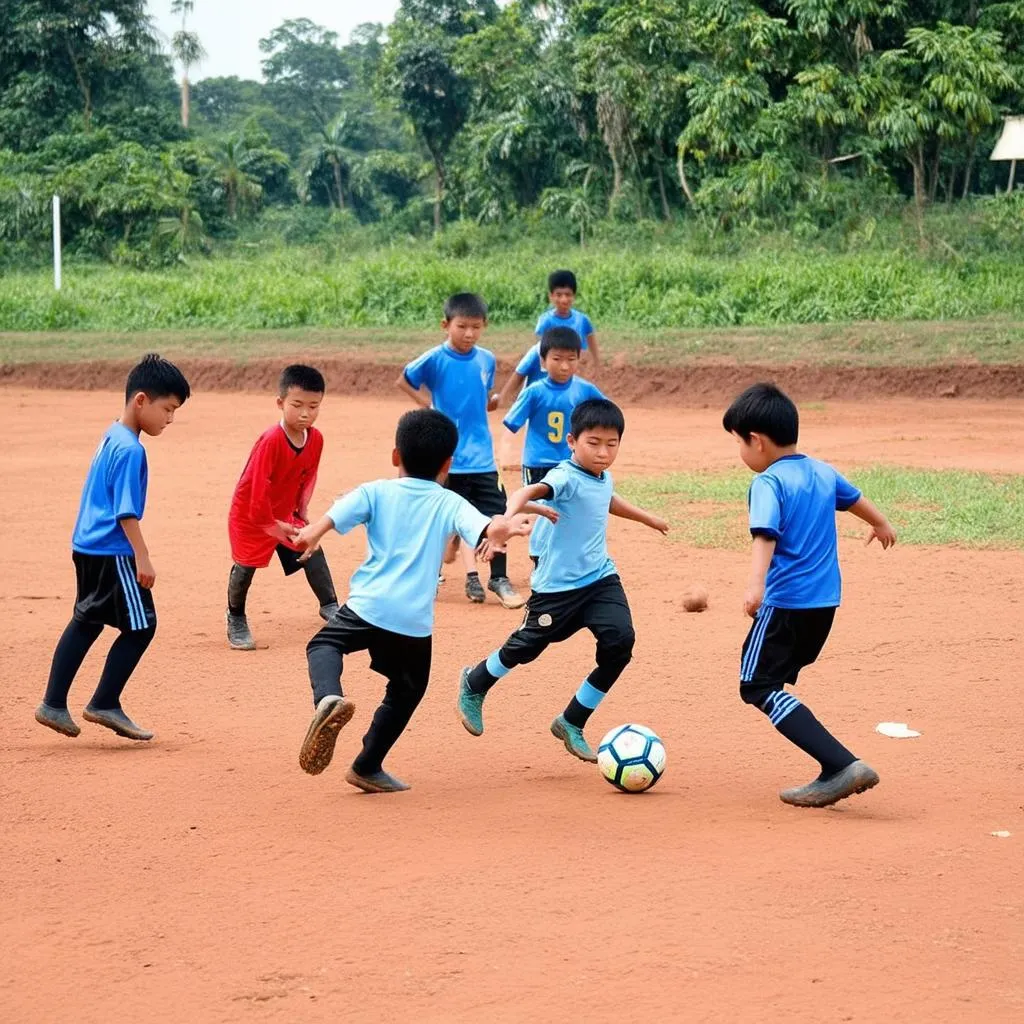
[[488, 576, 525, 609], [779, 760, 880, 808], [465, 574, 486, 603], [299, 695, 355, 775], [458, 667, 486, 736], [551, 715, 598, 763], [226, 611, 256, 651], [318, 602, 340, 622], [82, 706, 154, 741], [345, 767, 410, 793], [35, 703, 81, 738]]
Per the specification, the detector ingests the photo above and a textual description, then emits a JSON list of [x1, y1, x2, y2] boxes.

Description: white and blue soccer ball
[[597, 724, 666, 793]]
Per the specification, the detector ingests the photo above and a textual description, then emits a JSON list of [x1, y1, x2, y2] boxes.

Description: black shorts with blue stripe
[[71, 552, 156, 633], [739, 605, 835, 705]]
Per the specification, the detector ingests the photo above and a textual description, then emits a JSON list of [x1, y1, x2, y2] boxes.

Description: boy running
[[35, 354, 191, 742], [292, 409, 539, 793], [723, 383, 896, 808], [458, 399, 668, 762], [398, 293, 524, 609], [226, 365, 339, 650], [502, 326, 605, 565]]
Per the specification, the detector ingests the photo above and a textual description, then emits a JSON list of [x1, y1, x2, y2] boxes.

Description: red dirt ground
[[1, 390, 1022, 1023]]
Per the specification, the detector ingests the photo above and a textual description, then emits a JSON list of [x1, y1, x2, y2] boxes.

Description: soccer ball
[[597, 724, 666, 793]]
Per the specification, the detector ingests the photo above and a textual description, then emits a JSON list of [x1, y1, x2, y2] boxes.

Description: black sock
[[466, 650, 510, 695], [227, 564, 255, 616], [44, 618, 103, 709], [302, 548, 338, 608], [89, 626, 156, 710], [307, 634, 346, 707], [489, 553, 508, 580], [759, 692, 856, 776], [563, 697, 589, 728]]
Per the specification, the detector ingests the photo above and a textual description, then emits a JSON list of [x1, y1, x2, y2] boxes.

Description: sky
[[150, 1, 402, 82]]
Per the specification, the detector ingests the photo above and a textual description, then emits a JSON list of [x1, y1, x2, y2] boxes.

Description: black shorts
[[276, 543, 305, 577], [739, 606, 835, 704], [71, 552, 156, 633], [500, 574, 634, 664], [445, 471, 506, 518], [522, 465, 554, 487], [310, 605, 432, 686]]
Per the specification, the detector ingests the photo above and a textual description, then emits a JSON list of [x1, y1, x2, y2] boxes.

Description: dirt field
[[1, 389, 1022, 1023]]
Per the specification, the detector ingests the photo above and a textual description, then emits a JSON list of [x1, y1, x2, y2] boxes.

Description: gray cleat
[[780, 760, 880, 808], [83, 706, 154, 741], [226, 611, 256, 651], [299, 695, 355, 775], [35, 703, 81, 738], [488, 576, 525, 609]]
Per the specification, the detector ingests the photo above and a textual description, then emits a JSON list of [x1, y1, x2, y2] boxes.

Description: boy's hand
[[649, 515, 670, 535], [270, 520, 298, 543], [136, 554, 156, 589], [866, 520, 897, 549], [531, 506, 558, 525], [487, 392, 500, 412], [743, 581, 765, 618], [475, 538, 502, 561]]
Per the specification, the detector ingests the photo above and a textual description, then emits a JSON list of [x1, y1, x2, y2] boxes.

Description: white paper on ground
[[991, 831, 1012, 838], [875, 721, 921, 738]]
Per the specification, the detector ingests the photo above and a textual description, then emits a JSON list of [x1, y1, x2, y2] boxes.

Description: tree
[[302, 113, 357, 209], [214, 137, 262, 220], [170, 0, 206, 129]]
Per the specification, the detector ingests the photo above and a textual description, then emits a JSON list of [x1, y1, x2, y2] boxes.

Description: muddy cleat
[[551, 715, 598, 763], [226, 611, 256, 651], [465, 574, 486, 603], [345, 767, 410, 793], [299, 695, 355, 775], [35, 703, 81, 738], [458, 667, 486, 736], [488, 576, 525, 609], [318, 602, 340, 622], [82, 706, 154, 741], [779, 760, 880, 808]]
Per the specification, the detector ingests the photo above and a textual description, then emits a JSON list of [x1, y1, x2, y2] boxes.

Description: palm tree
[[170, 1, 206, 129], [216, 138, 262, 220], [303, 113, 357, 210]]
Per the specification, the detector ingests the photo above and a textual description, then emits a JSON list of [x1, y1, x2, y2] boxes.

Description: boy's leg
[[553, 577, 635, 760], [346, 633, 432, 793], [37, 617, 104, 736], [277, 545, 340, 620], [741, 607, 878, 807], [458, 538, 485, 602], [474, 472, 524, 609], [299, 606, 370, 775], [446, 473, 487, 602], [226, 564, 257, 650]]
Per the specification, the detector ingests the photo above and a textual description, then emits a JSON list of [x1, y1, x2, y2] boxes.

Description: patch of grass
[[619, 466, 1024, 550]]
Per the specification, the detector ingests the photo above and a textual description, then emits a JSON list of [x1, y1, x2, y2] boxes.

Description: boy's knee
[[739, 682, 771, 708], [597, 626, 635, 665]]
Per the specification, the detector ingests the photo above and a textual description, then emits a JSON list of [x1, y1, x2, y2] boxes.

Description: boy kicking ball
[[724, 383, 896, 808]]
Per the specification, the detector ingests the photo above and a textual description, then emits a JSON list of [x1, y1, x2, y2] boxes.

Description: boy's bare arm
[[120, 517, 156, 588], [585, 333, 600, 366], [497, 371, 526, 409], [505, 482, 553, 518], [744, 534, 776, 618], [609, 494, 669, 534], [295, 514, 336, 562], [395, 373, 432, 409], [846, 496, 897, 549]]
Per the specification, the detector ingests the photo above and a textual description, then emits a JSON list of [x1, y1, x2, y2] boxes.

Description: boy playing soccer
[[497, 269, 601, 407], [226, 365, 339, 650], [723, 383, 896, 808], [291, 409, 540, 793], [502, 326, 605, 565], [397, 293, 524, 609], [458, 399, 669, 762], [35, 354, 191, 742]]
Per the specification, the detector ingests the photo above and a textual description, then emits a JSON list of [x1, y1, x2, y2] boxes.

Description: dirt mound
[[3, 356, 1023, 402]]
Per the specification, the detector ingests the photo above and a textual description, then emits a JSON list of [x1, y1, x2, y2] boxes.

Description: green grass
[[3, 239, 1024, 335], [618, 467, 1024, 550]]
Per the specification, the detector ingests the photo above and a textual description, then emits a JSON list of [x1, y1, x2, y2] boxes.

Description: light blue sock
[[486, 651, 512, 679], [574, 679, 606, 711]]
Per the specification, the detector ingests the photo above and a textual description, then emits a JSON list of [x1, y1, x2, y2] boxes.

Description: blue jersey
[[517, 308, 594, 386], [503, 376, 605, 468], [403, 343, 497, 474], [748, 454, 862, 609], [530, 459, 616, 594], [327, 477, 491, 637], [72, 423, 148, 556]]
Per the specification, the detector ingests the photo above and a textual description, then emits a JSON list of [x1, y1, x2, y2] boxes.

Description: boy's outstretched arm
[[294, 515, 335, 562], [744, 535, 776, 618], [585, 332, 601, 367], [395, 372, 432, 409], [846, 496, 897, 549], [505, 482, 554, 518], [120, 517, 156, 589], [496, 371, 526, 409], [609, 494, 669, 535]]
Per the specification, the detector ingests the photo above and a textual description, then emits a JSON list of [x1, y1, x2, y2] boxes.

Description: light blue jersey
[[403, 343, 497, 474], [503, 376, 605, 469], [72, 423, 148, 556], [530, 459, 616, 594], [328, 477, 491, 637], [748, 454, 862, 609], [517, 308, 594, 386]]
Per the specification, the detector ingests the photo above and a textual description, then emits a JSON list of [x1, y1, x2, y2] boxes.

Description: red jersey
[[228, 423, 324, 568]]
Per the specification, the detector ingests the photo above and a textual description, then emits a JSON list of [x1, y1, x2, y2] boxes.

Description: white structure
[[52, 194, 62, 291], [990, 116, 1024, 193]]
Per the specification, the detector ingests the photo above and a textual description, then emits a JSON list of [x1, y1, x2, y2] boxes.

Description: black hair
[[548, 269, 578, 294], [570, 398, 625, 439], [443, 292, 488, 321], [396, 408, 459, 480], [125, 353, 191, 404], [539, 327, 582, 359], [279, 364, 326, 397], [722, 383, 799, 446]]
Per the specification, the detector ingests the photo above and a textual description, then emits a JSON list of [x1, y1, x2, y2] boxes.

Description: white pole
[[52, 194, 62, 291], [1009, 159, 1018, 195]]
